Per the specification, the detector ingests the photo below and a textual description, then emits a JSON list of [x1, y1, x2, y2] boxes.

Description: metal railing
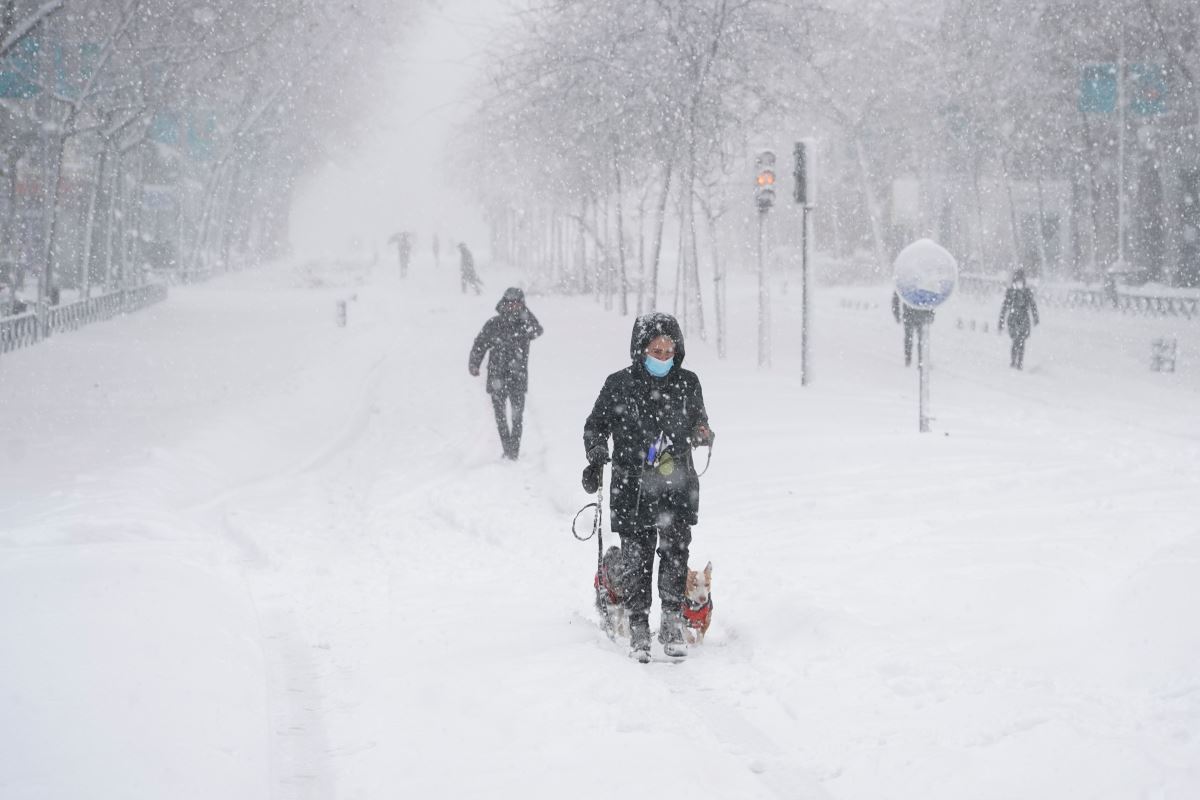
[[0, 311, 39, 353], [958, 274, 1200, 320], [0, 284, 169, 354]]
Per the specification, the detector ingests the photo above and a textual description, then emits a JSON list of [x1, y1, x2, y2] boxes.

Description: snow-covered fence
[[122, 284, 169, 314], [45, 293, 126, 333], [0, 285, 169, 355], [959, 274, 1200, 320], [955, 316, 992, 334], [839, 298, 881, 312], [0, 312, 39, 353]]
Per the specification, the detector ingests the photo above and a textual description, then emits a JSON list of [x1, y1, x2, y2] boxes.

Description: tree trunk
[[647, 159, 673, 311], [39, 132, 65, 310], [79, 146, 109, 298], [682, 153, 705, 341], [103, 155, 120, 290], [700, 190, 726, 359], [635, 186, 648, 315], [673, 193, 685, 322], [853, 136, 888, 272], [613, 152, 629, 316], [1034, 172, 1050, 277], [1001, 150, 1021, 272]]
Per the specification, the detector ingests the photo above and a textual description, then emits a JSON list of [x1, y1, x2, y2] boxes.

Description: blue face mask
[[644, 354, 673, 378]]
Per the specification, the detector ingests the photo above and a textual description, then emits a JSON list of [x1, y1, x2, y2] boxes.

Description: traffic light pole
[[757, 209, 770, 368], [800, 206, 810, 386], [793, 139, 815, 386]]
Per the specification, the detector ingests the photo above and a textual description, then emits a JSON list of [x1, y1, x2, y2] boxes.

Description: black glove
[[691, 425, 715, 448], [581, 463, 602, 494], [586, 445, 610, 465]]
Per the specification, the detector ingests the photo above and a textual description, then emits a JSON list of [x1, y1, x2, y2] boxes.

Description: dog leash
[[571, 472, 604, 542], [694, 440, 714, 477], [572, 472, 606, 585]]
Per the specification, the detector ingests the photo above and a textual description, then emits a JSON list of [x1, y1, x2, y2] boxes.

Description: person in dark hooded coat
[[891, 290, 935, 366], [458, 242, 483, 294], [997, 269, 1039, 369], [388, 231, 413, 277], [582, 312, 714, 661], [469, 287, 543, 459]]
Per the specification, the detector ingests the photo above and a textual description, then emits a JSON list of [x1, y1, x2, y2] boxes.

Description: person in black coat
[[388, 231, 413, 277], [891, 291, 935, 366], [458, 242, 483, 294], [582, 312, 714, 660], [998, 269, 1039, 369], [469, 287, 543, 459]]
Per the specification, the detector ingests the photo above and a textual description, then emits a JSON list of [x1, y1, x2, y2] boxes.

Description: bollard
[[1151, 337, 1177, 372], [336, 299, 347, 327]]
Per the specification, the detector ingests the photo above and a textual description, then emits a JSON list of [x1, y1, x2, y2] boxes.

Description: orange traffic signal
[[754, 149, 777, 211]]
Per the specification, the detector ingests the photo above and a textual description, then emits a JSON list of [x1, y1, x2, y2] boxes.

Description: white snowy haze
[[288, 2, 502, 257], [2, 0, 1200, 799]]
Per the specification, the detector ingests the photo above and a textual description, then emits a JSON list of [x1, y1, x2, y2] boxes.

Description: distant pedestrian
[[891, 291, 934, 366], [388, 231, 413, 277], [458, 242, 483, 294], [997, 269, 1039, 369], [432, 234, 441, 268], [469, 288, 543, 459], [1103, 271, 1119, 308]]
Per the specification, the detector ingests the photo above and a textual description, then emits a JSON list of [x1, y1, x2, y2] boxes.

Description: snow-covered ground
[[2, 252, 1198, 799]]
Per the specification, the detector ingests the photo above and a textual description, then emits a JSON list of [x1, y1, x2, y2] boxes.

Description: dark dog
[[596, 548, 714, 645], [594, 545, 628, 640]]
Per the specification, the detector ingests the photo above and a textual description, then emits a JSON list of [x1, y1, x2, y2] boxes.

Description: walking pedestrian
[[998, 269, 1039, 369], [458, 242, 483, 294], [388, 231, 413, 277], [469, 288, 543, 459], [582, 312, 714, 661], [892, 291, 934, 366]]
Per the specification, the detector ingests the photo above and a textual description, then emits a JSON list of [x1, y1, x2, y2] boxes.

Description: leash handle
[[571, 471, 604, 542]]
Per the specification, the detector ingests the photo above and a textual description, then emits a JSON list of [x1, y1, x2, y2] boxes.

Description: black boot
[[659, 607, 687, 658], [629, 620, 651, 663]]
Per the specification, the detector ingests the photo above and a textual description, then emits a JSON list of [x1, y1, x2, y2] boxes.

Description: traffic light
[[794, 139, 816, 207], [754, 150, 776, 212]]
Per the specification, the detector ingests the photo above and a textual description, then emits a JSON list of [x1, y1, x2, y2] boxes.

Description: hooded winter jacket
[[999, 283, 1039, 337], [469, 288, 543, 394], [584, 313, 710, 535]]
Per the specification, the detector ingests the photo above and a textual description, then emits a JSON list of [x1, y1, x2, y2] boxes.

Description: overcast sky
[[289, 0, 509, 260]]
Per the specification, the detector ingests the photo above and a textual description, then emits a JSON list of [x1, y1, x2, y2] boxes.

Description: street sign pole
[[893, 238, 958, 433], [918, 320, 931, 432]]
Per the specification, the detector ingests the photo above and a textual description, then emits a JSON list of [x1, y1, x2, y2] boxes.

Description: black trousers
[[461, 272, 483, 295], [1009, 331, 1029, 369], [490, 390, 525, 458], [618, 515, 691, 632]]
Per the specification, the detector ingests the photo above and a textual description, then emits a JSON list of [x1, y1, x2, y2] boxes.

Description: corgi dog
[[681, 561, 713, 644]]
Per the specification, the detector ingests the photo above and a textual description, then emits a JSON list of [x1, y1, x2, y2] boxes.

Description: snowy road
[[2, 256, 1198, 799]]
